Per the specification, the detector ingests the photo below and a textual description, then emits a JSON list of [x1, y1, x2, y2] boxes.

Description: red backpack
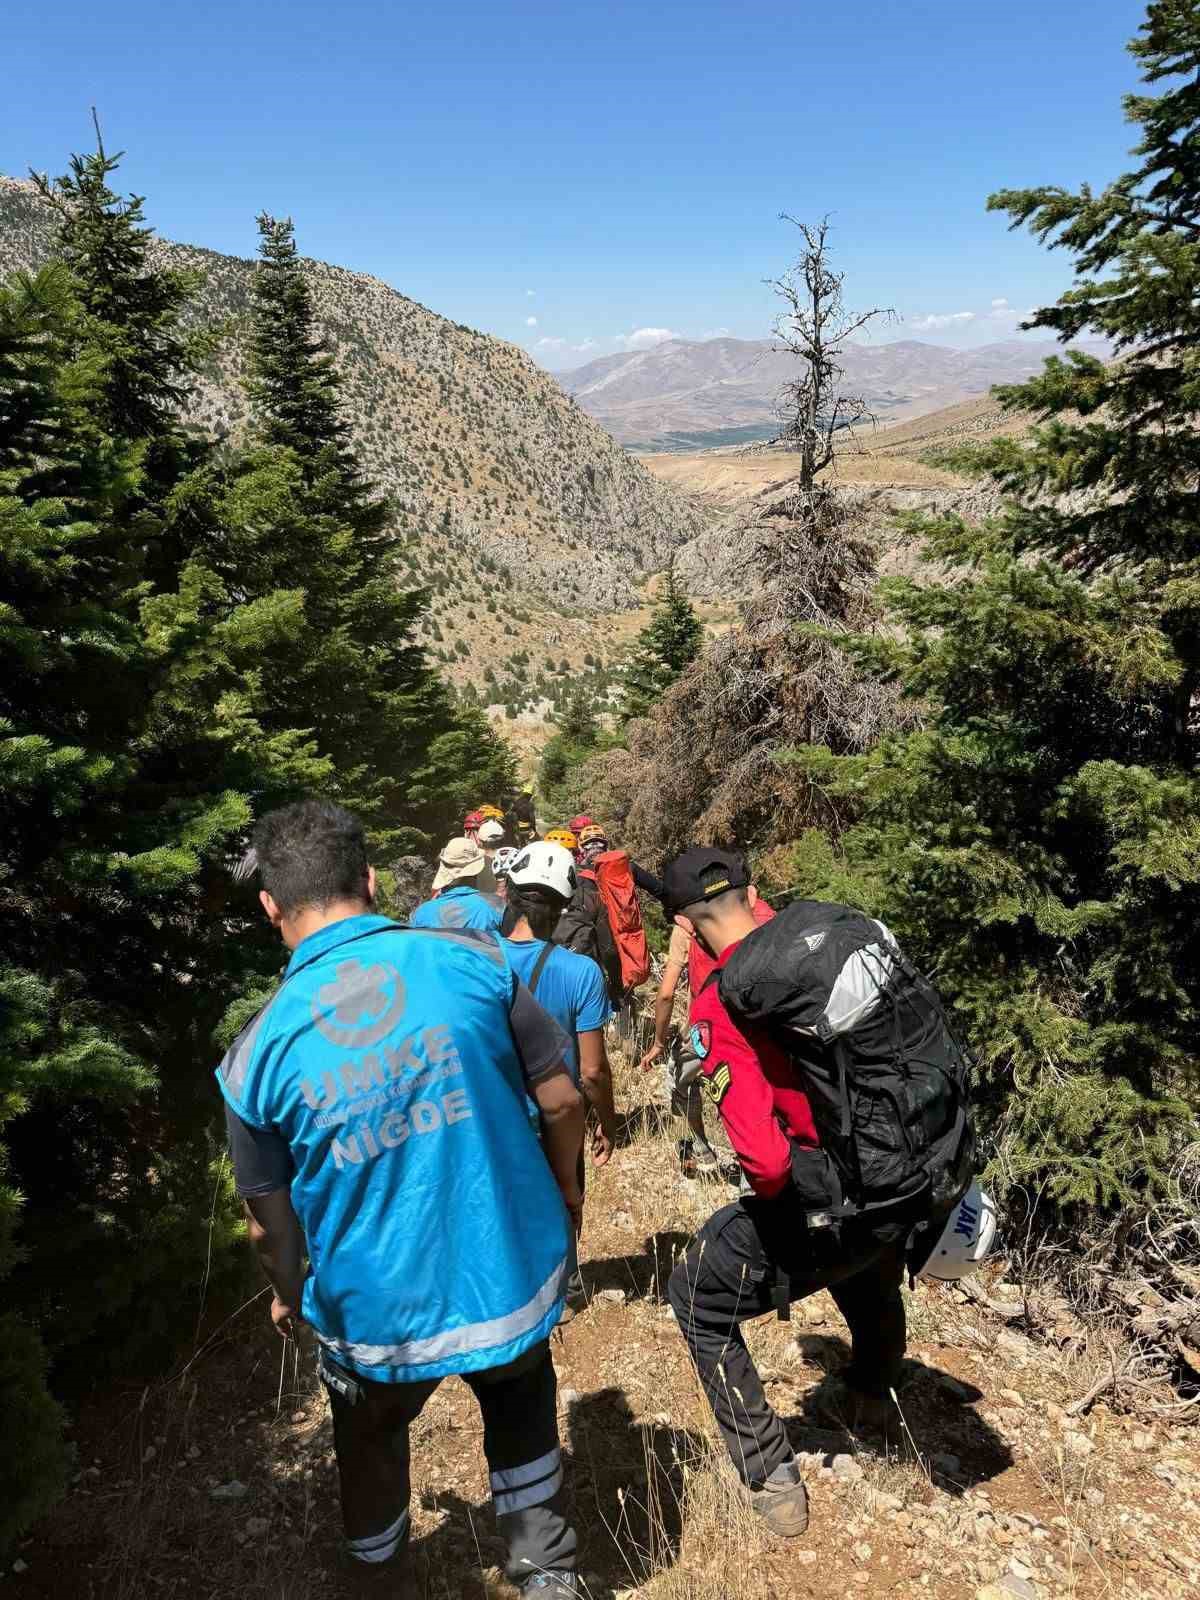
[[592, 849, 651, 990]]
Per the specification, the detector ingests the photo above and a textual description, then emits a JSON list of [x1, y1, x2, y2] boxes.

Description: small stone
[[1131, 1428, 1155, 1451], [559, 1388, 581, 1409], [1063, 1430, 1094, 1456], [186, 1445, 201, 1461], [996, 1330, 1032, 1362], [244, 1516, 270, 1538], [142, 1445, 156, 1463], [796, 1549, 818, 1565], [854, 1541, 873, 1560], [12, 1559, 29, 1574], [83, 1465, 101, 1480], [998, 1388, 1025, 1408], [596, 1288, 625, 1304], [831, 1453, 863, 1481], [209, 1479, 249, 1501], [611, 1210, 633, 1228], [291, 1410, 306, 1423], [1083, 1486, 1105, 1508]]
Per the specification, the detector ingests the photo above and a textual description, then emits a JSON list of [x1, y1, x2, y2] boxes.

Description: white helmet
[[507, 841, 577, 902], [492, 846, 518, 878], [477, 818, 506, 845], [917, 1181, 998, 1281]]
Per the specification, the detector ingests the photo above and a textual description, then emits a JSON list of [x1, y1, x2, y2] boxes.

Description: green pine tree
[[786, 0, 1200, 1226], [620, 561, 703, 721], [235, 213, 512, 842]]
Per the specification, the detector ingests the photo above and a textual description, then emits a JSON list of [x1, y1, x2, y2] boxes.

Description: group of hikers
[[218, 795, 995, 1594]]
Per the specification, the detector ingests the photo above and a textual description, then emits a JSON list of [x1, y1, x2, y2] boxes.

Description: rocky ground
[[8, 1016, 1199, 1600]]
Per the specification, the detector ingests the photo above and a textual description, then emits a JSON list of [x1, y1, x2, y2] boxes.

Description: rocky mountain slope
[[647, 392, 1020, 596], [0, 175, 710, 690], [562, 334, 1093, 449]]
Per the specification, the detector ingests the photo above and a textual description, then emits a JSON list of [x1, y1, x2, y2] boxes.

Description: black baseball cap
[[661, 847, 750, 917]]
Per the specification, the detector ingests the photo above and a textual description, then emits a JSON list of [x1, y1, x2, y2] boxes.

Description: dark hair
[[507, 880, 567, 942], [252, 800, 370, 915]]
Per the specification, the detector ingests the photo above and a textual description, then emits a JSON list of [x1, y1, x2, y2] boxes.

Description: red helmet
[[464, 810, 484, 836], [568, 814, 594, 834]]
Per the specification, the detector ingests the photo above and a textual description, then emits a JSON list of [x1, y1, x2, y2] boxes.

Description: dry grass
[[18, 1023, 1200, 1600]]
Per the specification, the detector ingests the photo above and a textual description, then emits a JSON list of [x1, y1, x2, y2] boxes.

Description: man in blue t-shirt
[[410, 835, 504, 933], [502, 841, 617, 1320], [218, 801, 583, 1597]]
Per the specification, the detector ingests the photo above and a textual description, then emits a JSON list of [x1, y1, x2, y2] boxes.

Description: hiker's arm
[[699, 1009, 792, 1198], [533, 1070, 586, 1230], [510, 978, 586, 1230], [632, 860, 663, 900], [641, 956, 685, 1071], [578, 1028, 617, 1166], [244, 1189, 307, 1337], [224, 1102, 303, 1335]]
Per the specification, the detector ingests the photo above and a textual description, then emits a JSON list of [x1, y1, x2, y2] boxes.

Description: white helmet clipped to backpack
[[507, 841, 577, 902], [916, 1180, 998, 1281]]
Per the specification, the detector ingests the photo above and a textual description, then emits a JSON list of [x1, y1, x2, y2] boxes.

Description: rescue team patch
[[703, 1061, 732, 1108], [689, 1020, 712, 1060]]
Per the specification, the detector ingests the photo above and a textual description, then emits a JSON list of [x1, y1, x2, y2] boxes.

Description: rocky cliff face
[[0, 176, 711, 645]]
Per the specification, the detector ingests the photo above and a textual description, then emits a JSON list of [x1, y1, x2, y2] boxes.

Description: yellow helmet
[[478, 804, 505, 821], [544, 828, 578, 853]]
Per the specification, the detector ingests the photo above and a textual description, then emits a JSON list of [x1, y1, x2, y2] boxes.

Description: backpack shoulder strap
[[527, 940, 555, 998]]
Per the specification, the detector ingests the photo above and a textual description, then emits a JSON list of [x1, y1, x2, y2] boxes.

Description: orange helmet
[[578, 824, 607, 846], [544, 828, 578, 853]]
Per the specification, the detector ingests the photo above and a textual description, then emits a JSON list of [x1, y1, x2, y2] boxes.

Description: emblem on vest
[[703, 1061, 732, 1108], [689, 1020, 711, 1060], [311, 958, 407, 1049]]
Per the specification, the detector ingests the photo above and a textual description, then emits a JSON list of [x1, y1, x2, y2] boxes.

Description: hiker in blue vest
[[217, 800, 584, 1597], [410, 834, 504, 933], [501, 840, 617, 1321]]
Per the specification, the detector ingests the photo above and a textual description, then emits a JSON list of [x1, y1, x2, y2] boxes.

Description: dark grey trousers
[[667, 1198, 908, 1488], [318, 1339, 576, 1582]]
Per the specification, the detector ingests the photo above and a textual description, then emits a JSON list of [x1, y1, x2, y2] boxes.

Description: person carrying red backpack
[[576, 825, 651, 1002]]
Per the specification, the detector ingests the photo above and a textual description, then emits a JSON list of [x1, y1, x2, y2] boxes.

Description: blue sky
[[3, 0, 1145, 369]]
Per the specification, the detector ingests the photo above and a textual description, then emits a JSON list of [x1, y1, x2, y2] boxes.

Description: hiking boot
[[519, 1572, 578, 1596], [744, 1459, 810, 1538], [678, 1138, 721, 1179], [559, 1271, 585, 1325], [815, 1376, 897, 1435]]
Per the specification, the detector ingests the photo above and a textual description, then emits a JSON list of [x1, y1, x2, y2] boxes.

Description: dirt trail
[[13, 1036, 1200, 1599]]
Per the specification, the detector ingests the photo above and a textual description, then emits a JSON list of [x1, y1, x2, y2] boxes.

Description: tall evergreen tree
[[236, 213, 512, 841], [619, 561, 704, 722], [788, 0, 1200, 1226]]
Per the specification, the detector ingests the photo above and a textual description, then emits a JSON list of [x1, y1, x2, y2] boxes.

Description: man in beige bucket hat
[[411, 837, 505, 933]]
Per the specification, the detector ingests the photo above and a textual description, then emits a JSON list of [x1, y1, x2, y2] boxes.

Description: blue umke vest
[[217, 914, 569, 1382]]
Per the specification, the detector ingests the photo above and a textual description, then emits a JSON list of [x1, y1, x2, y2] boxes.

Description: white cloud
[[614, 326, 679, 350], [990, 297, 1010, 310], [525, 315, 538, 327], [909, 310, 976, 332], [526, 289, 535, 297], [702, 326, 731, 339]]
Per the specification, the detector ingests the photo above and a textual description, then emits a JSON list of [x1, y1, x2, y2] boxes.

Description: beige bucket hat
[[432, 835, 488, 891]]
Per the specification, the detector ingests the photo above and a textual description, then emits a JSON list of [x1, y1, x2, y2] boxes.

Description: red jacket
[[688, 937, 818, 1198]]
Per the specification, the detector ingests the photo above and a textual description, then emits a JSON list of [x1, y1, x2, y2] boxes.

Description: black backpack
[[718, 900, 975, 1223]]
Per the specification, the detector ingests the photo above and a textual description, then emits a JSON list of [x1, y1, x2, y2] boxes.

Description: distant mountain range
[[559, 335, 1102, 449], [0, 174, 711, 694]]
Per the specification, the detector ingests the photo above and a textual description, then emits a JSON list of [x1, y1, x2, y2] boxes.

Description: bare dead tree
[[768, 216, 894, 504]]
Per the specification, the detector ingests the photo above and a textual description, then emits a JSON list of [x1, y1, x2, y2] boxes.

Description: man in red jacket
[[661, 848, 915, 1539]]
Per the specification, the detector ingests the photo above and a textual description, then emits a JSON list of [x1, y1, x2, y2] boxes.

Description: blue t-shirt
[[502, 938, 610, 1082], [410, 884, 504, 934], [216, 915, 571, 1383]]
